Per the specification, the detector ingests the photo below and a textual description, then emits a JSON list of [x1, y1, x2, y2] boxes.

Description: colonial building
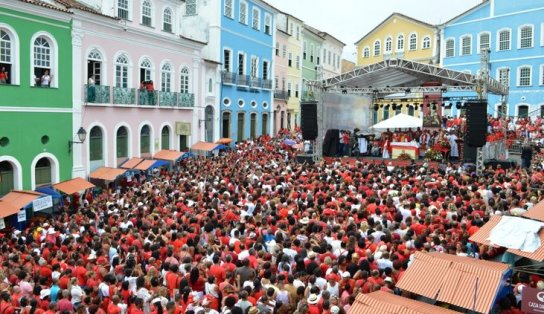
[[441, 0, 544, 118], [355, 13, 439, 67], [273, 12, 289, 133], [0, 0, 73, 193], [302, 25, 324, 99], [320, 32, 345, 80], [284, 14, 303, 129]]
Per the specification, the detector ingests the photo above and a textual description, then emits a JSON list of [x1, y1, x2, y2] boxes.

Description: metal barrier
[[483, 140, 507, 160]]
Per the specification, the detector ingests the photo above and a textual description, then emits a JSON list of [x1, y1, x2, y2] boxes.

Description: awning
[[135, 160, 168, 171], [396, 252, 509, 314], [470, 215, 544, 261], [523, 200, 544, 222], [0, 200, 21, 219], [89, 167, 127, 181], [35, 186, 62, 200], [53, 177, 95, 195], [370, 113, 422, 130], [153, 150, 184, 162], [191, 141, 220, 151], [216, 138, 232, 144], [121, 157, 144, 169], [348, 291, 459, 314]]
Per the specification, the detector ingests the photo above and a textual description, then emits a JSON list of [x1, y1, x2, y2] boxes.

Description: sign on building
[[522, 286, 544, 313], [176, 122, 192, 136], [32, 196, 53, 212]]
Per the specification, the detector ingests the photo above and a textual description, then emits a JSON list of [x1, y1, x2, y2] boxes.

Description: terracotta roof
[[53, 177, 95, 195], [135, 160, 157, 171], [54, 0, 99, 13], [355, 12, 436, 45], [1, 190, 44, 208], [120, 158, 144, 169], [153, 150, 183, 162], [348, 291, 459, 314], [523, 200, 544, 222], [0, 200, 21, 219], [470, 215, 544, 262], [20, 0, 72, 13], [396, 252, 509, 314], [89, 167, 126, 181], [191, 141, 219, 151]]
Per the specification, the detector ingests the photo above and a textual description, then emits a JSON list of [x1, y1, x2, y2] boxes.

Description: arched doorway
[[161, 126, 170, 150], [222, 112, 231, 139], [89, 126, 104, 171], [250, 113, 257, 139], [116, 126, 129, 165], [262, 113, 268, 136], [205, 105, 214, 142], [237, 112, 245, 142], [518, 105, 529, 118], [35, 158, 52, 187], [140, 125, 151, 157], [0, 161, 14, 196]]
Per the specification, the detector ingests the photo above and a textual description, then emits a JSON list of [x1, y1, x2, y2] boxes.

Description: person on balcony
[[40, 70, 51, 87], [87, 76, 96, 102], [146, 80, 155, 105], [0, 67, 8, 84]]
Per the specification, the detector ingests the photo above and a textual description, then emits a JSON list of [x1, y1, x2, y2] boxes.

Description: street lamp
[[68, 127, 87, 152]]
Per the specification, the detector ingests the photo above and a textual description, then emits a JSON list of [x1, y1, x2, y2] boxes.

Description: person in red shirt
[[0, 292, 14, 314], [107, 295, 122, 314], [208, 255, 226, 284]]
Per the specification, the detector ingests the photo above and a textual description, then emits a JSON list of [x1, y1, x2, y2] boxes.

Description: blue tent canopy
[[180, 152, 195, 160], [214, 144, 228, 151], [35, 186, 62, 200], [150, 160, 169, 169]]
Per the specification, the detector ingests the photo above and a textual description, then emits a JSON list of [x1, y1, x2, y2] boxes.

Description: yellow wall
[[356, 14, 437, 67], [373, 100, 421, 123]]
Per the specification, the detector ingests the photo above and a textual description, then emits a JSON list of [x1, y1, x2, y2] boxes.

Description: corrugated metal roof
[[348, 291, 459, 314], [470, 215, 544, 262], [523, 200, 544, 222], [396, 252, 508, 314]]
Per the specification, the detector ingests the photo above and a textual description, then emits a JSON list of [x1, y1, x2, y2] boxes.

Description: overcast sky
[[267, 0, 482, 62]]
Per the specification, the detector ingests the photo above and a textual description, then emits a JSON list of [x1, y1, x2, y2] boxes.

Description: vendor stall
[[89, 167, 127, 190], [153, 150, 186, 166], [191, 141, 227, 156], [0, 190, 48, 230]]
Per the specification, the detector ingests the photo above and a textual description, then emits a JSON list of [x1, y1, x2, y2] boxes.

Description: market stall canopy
[[348, 291, 459, 314], [89, 167, 127, 181], [216, 138, 232, 144], [470, 215, 544, 262], [120, 158, 144, 169], [396, 252, 510, 314], [53, 177, 95, 195], [153, 150, 184, 162], [191, 141, 222, 151], [0, 191, 44, 218], [523, 199, 544, 222], [135, 160, 169, 171], [370, 113, 422, 130]]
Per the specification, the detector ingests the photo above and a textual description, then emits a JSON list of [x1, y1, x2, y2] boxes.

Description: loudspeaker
[[301, 101, 318, 140], [466, 100, 487, 147], [296, 154, 315, 164], [323, 129, 339, 157], [463, 143, 478, 163]]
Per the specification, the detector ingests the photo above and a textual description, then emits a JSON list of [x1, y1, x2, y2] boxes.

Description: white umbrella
[[370, 113, 423, 130]]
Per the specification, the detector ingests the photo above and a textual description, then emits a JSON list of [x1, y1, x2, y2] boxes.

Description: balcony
[[262, 79, 273, 90], [249, 77, 261, 89], [221, 71, 236, 85], [237, 75, 249, 87], [274, 90, 287, 100], [84, 85, 194, 108]]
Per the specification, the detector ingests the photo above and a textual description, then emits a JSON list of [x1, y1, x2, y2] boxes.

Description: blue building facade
[[441, 0, 544, 118], [220, 0, 275, 142]]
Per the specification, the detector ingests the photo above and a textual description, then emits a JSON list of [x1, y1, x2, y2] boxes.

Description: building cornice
[[2, 0, 72, 23]]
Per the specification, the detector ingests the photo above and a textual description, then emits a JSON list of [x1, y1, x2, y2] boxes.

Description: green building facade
[[302, 26, 324, 98], [0, 1, 73, 195]]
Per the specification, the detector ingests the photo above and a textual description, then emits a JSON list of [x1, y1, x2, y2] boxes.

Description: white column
[[192, 56, 201, 144], [71, 23, 86, 179]]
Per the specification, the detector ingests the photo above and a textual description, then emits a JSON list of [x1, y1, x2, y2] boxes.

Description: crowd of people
[[0, 133, 543, 314]]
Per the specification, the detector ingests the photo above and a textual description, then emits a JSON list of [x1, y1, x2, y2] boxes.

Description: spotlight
[[392, 103, 397, 110]]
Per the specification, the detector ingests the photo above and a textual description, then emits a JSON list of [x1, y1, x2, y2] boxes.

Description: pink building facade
[[69, 1, 218, 177], [273, 27, 289, 134]]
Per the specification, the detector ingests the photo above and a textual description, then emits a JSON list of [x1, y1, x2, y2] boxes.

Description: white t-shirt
[[71, 285, 84, 304]]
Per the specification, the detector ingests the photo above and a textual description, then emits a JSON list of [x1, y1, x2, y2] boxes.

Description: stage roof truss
[[318, 59, 508, 96]]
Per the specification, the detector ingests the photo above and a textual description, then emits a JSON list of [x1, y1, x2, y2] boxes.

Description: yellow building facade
[[286, 15, 304, 127], [355, 13, 439, 67]]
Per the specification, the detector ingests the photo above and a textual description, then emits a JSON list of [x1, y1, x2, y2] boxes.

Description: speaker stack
[[465, 100, 487, 147], [300, 101, 318, 140]]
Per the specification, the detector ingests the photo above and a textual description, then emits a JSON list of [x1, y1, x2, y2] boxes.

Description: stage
[[323, 156, 440, 168]]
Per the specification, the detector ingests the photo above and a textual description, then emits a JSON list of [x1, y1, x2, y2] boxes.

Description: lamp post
[[68, 127, 87, 153]]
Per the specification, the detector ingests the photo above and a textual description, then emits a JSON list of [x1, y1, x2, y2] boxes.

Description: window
[[409, 33, 417, 50], [282, 45, 286, 58], [541, 65, 544, 85], [140, 125, 151, 154], [479, 32, 490, 52], [518, 105, 529, 118], [160, 63, 172, 92], [180, 67, 189, 93], [163, 8, 172, 32], [252, 8, 260, 30], [288, 53, 292, 67], [519, 25, 533, 49], [422, 36, 431, 49], [185, 0, 197, 16], [239, 1, 247, 24], [498, 68, 510, 87], [87, 49, 102, 85], [223, 49, 231, 72], [250, 56, 258, 78], [140, 58, 152, 82], [208, 78, 213, 93], [296, 55, 300, 69], [328, 51, 331, 64], [275, 42, 279, 56], [385, 37, 392, 53], [262, 61, 269, 80], [461, 36, 471, 55], [295, 84, 299, 98], [115, 54, 129, 88], [445, 39, 454, 57], [265, 14, 272, 35], [116, 126, 128, 158], [374, 40, 381, 56], [33, 36, 54, 86], [397, 34, 404, 51], [238, 53, 245, 75], [303, 41, 307, 60], [296, 26, 300, 40], [287, 82, 291, 97], [161, 126, 170, 150], [498, 29, 511, 51], [518, 66, 532, 86], [310, 44, 314, 62], [89, 126, 103, 161], [117, 0, 129, 20], [0, 30, 11, 64], [141, 0, 152, 26], [224, 0, 233, 18], [363, 47, 370, 58]]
